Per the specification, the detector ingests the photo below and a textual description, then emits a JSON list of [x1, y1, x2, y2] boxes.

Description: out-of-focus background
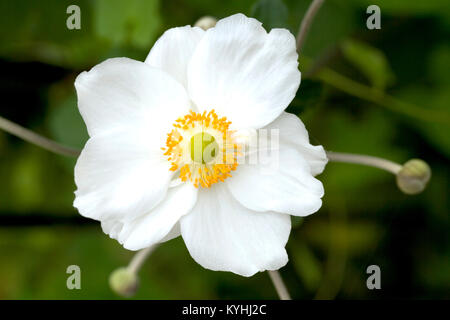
[[0, 0, 449, 299]]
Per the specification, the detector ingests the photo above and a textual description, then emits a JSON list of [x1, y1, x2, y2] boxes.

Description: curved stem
[[326, 151, 402, 174], [0, 115, 80, 157], [268, 270, 291, 300], [296, 0, 325, 52], [127, 246, 157, 274]]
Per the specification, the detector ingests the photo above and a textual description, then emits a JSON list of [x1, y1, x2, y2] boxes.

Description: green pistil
[[190, 132, 218, 164]]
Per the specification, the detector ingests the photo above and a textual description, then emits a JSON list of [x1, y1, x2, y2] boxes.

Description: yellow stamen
[[162, 110, 240, 188]]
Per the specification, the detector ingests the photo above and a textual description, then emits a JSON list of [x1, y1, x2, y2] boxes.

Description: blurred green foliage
[[0, 0, 449, 299], [251, 0, 289, 29], [341, 39, 395, 91]]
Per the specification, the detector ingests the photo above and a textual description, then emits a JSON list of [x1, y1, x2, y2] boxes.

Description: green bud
[[194, 16, 217, 30], [109, 267, 139, 298], [396, 159, 431, 195]]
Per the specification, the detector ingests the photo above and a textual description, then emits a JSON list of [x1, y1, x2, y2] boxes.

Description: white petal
[[102, 219, 182, 247], [145, 26, 204, 89], [180, 184, 290, 277], [161, 222, 181, 242], [101, 219, 181, 244], [101, 219, 124, 240], [226, 147, 325, 217], [74, 129, 173, 223], [266, 112, 328, 175], [116, 182, 198, 250], [187, 13, 300, 129], [75, 57, 191, 137]]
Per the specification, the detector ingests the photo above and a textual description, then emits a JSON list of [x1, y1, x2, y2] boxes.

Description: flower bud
[[109, 267, 139, 298], [194, 16, 217, 30], [396, 159, 431, 195]]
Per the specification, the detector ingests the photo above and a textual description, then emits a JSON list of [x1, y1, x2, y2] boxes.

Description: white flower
[[73, 13, 327, 277]]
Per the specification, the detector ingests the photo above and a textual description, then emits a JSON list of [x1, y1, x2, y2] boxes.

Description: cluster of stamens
[[163, 110, 242, 188]]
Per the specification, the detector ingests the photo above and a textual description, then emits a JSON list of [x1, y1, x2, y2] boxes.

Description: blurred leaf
[[0, 0, 92, 44], [0, 228, 278, 299], [0, 0, 160, 68], [0, 0, 108, 68], [341, 39, 395, 90], [397, 85, 450, 158], [48, 93, 88, 150], [418, 252, 450, 289], [291, 243, 322, 291], [428, 44, 450, 85], [349, 0, 450, 17], [250, 0, 289, 29], [286, 0, 358, 56], [9, 151, 44, 211], [93, 0, 162, 49], [0, 146, 73, 213], [47, 85, 88, 171], [314, 108, 407, 195], [304, 220, 383, 255]]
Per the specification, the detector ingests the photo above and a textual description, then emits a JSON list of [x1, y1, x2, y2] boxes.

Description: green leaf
[[250, 0, 289, 29], [93, 0, 162, 49], [341, 39, 395, 91]]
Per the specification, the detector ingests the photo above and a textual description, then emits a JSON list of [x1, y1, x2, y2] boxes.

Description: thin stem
[[268, 270, 291, 300], [127, 246, 157, 274], [326, 151, 402, 174], [296, 0, 325, 52], [0, 115, 80, 157]]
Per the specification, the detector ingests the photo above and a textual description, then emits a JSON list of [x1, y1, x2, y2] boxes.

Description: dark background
[[0, 0, 449, 299]]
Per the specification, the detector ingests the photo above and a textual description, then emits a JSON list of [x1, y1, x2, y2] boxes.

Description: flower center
[[190, 132, 218, 164], [163, 110, 241, 188]]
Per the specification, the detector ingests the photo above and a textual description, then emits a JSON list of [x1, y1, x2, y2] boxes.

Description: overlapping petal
[[180, 183, 290, 277], [265, 112, 328, 175], [187, 13, 300, 129], [227, 149, 324, 217], [75, 57, 191, 139], [145, 26, 204, 89], [226, 113, 326, 217], [74, 129, 173, 223], [101, 183, 198, 250], [74, 57, 192, 223]]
